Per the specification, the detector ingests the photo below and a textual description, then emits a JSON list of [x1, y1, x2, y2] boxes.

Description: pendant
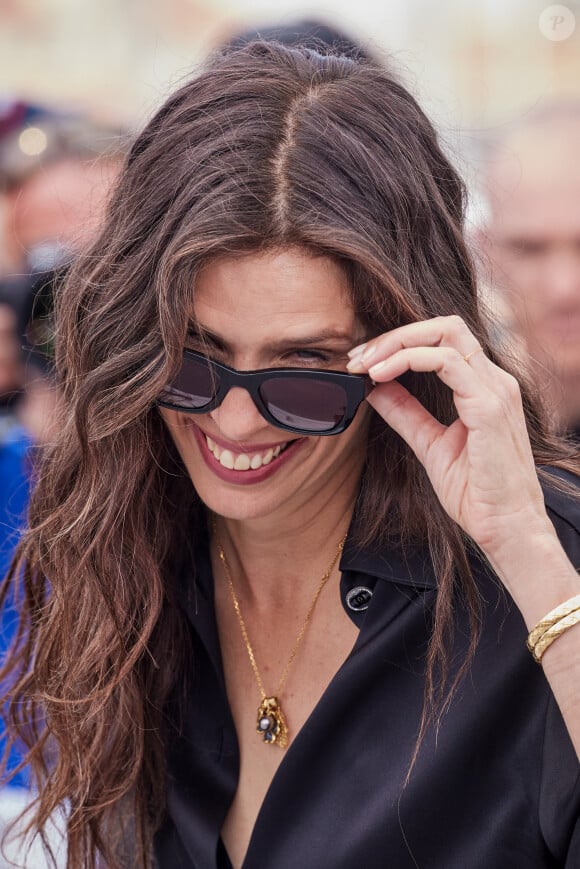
[[256, 696, 288, 748]]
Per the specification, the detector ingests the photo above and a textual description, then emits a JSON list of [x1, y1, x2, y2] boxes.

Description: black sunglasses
[[158, 350, 370, 436]]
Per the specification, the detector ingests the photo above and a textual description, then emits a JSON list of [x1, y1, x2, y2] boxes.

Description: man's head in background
[[480, 102, 580, 434], [0, 113, 125, 274], [226, 17, 374, 61], [0, 109, 126, 441]]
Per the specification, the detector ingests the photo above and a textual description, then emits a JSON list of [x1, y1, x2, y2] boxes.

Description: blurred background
[[0, 3, 579, 861], [1, 0, 579, 127], [1, 0, 580, 256], [0, 0, 579, 241], [1, 1, 579, 124]]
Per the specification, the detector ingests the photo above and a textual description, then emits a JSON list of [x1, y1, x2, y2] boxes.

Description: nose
[[209, 385, 269, 442]]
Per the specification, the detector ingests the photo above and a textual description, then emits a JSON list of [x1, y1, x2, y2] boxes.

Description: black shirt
[[154, 473, 580, 868]]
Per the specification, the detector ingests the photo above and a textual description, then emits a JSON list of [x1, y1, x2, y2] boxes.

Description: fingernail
[[347, 342, 367, 358], [368, 360, 391, 378], [346, 356, 366, 372]]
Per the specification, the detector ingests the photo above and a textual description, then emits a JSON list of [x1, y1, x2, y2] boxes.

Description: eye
[[287, 349, 330, 364], [507, 240, 548, 257]]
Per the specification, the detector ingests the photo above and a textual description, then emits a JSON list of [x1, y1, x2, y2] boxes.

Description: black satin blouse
[[154, 472, 580, 868]]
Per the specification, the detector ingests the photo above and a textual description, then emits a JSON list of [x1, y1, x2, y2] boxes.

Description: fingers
[[348, 315, 489, 378], [462, 347, 484, 365], [365, 379, 453, 465], [349, 316, 546, 558], [356, 344, 481, 399], [348, 314, 523, 444]]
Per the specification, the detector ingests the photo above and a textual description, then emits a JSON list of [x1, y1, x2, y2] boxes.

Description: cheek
[[159, 409, 194, 456], [504, 271, 541, 317], [503, 255, 547, 295], [320, 405, 370, 460]]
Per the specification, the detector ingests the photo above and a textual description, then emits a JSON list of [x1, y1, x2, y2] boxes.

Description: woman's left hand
[[347, 315, 551, 571], [348, 315, 580, 760]]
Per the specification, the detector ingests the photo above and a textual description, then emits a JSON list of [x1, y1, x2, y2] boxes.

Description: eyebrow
[[186, 324, 360, 352]]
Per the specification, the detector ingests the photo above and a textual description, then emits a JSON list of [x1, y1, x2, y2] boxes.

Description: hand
[[347, 315, 552, 567]]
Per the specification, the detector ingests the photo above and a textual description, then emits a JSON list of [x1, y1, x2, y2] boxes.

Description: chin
[[192, 477, 287, 522]]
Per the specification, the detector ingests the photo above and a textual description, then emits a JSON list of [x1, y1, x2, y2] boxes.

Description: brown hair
[[1, 41, 577, 868]]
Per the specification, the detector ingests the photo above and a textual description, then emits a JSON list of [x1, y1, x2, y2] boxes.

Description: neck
[[213, 468, 359, 606]]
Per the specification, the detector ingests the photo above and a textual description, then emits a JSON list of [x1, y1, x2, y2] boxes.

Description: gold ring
[[463, 348, 483, 364]]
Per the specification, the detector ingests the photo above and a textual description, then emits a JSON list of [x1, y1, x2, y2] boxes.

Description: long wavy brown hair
[[1, 41, 578, 868]]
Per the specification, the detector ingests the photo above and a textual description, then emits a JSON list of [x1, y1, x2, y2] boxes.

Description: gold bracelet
[[526, 593, 580, 663], [526, 594, 580, 651], [530, 610, 580, 663]]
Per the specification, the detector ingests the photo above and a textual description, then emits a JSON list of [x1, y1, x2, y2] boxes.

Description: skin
[[160, 248, 370, 536], [348, 316, 580, 758], [482, 117, 580, 429], [161, 247, 580, 868], [2, 158, 120, 273], [0, 303, 22, 396]]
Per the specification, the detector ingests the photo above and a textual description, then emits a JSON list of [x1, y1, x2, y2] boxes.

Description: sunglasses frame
[[158, 349, 370, 436]]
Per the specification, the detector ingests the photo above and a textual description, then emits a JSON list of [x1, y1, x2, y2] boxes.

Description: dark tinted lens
[[161, 354, 218, 409], [260, 378, 347, 431]]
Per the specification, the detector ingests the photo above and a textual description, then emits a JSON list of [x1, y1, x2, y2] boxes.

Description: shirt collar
[[183, 509, 438, 595], [340, 536, 438, 590]]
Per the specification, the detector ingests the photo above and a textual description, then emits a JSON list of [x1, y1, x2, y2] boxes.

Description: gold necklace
[[214, 524, 347, 748]]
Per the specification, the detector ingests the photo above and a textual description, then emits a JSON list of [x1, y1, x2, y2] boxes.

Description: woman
[[1, 41, 579, 869]]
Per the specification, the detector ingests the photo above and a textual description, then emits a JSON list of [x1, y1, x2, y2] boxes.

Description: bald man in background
[[480, 103, 580, 440]]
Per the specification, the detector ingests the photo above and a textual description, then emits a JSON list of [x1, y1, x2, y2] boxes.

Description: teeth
[[234, 454, 251, 471], [219, 449, 235, 469], [204, 435, 287, 471]]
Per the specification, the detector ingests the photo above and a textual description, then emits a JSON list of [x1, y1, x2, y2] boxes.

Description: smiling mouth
[[204, 434, 292, 471]]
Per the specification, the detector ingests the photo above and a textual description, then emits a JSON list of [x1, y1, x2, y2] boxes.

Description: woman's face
[[159, 248, 371, 525]]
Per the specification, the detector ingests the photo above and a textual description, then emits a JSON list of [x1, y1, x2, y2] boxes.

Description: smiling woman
[[1, 40, 580, 869], [158, 250, 371, 521]]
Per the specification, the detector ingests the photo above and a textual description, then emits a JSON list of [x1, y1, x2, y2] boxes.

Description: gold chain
[[213, 519, 347, 747]]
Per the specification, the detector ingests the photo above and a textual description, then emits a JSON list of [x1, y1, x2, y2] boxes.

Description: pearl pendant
[[256, 696, 288, 748]]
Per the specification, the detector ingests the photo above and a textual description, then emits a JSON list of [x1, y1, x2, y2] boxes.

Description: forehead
[[192, 248, 358, 338]]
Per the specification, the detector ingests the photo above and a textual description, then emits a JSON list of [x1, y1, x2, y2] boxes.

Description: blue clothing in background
[[0, 418, 33, 788]]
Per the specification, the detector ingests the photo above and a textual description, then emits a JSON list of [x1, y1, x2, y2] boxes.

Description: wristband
[[526, 594, 580, 663]]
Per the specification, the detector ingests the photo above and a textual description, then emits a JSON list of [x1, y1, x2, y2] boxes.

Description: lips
[[190, 423, 305, 485]]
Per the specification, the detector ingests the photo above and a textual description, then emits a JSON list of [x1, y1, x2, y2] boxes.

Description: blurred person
[[479, 102, 580, 439], [0, 111, 124, 439], [0, 298, 30, 600], [226, 16, 374, 59], [0, 302, 21, 419], [0, 300, 35, 865], [1, 42, 580, 869], [0, 109, 125, 590], [0, 112, 121, 867], [0, 281, 57, 869], [0, 111, 125, 275]]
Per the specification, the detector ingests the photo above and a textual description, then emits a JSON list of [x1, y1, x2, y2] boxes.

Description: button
[[345, 586, 373, 612]]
